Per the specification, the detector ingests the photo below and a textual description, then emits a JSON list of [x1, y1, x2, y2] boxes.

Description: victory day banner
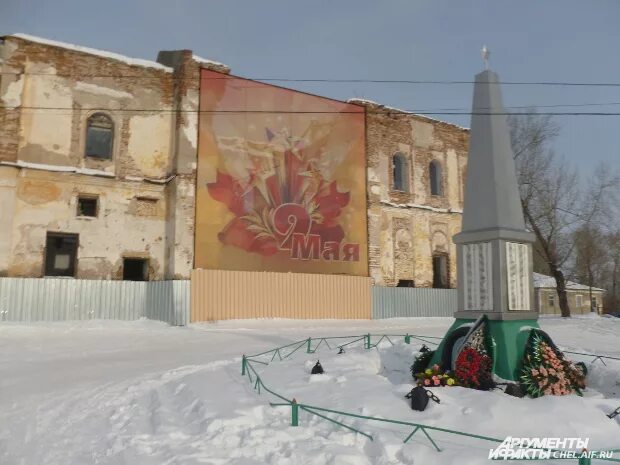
[[195, 69, 368, 276]]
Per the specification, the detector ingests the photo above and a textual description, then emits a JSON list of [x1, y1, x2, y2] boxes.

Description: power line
[[6, 100, 620, 114], [4, 106, 620, 116], [244, 79, 620, 88], [3, 71, 620, 87], [399, 102, 620, 113]]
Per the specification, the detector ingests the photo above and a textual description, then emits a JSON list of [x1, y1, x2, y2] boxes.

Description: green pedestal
[[430, 318, 540, 381]]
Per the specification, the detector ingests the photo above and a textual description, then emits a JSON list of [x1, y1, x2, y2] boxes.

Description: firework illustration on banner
[[206, 125, 360, 263]]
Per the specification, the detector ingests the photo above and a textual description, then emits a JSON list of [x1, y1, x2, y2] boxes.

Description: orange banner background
[[195, 69, 368, 276]]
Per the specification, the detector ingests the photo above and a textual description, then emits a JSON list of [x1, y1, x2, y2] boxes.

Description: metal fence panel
[[191, 269, 372, 321], [0, 278, 189, 325], [372, 287, 457, 319], [2, 278, 455, 323], [144, 280, 190, 326]]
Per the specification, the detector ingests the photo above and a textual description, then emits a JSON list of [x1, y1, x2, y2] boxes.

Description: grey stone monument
[[430, 54, 539, 380]]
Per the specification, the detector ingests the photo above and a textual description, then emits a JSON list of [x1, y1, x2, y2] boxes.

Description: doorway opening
[[432, 254, 449, 288]]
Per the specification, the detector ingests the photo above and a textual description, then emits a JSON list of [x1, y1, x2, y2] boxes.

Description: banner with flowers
[[195, 70, 368, 275]]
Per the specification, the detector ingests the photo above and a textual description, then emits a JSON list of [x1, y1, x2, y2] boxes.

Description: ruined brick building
[[352, 100, 468, 288], [0, 34, 469, 287], [0, 34, 217, 280]]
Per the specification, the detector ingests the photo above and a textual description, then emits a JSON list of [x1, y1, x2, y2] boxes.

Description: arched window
[[85, 113, 114, 159], [429, 160, 443, 196], [392, 153, 409, 192]]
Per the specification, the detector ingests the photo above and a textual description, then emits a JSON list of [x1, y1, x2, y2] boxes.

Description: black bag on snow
[[311, 361, 324, 375], [405, 386, 440, 411]]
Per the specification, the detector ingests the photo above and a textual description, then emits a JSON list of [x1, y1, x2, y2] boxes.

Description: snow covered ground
[[0, 316, 618, 464]]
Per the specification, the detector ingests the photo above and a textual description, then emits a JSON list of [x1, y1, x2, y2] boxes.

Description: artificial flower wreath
[[520, 330, 586, 397]]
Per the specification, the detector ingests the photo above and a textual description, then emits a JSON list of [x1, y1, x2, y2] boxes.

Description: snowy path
[[0, 317, 618, 464]]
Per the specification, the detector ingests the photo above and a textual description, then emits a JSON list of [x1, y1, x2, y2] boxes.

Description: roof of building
[[6, 33, 173, 72], [533, 272, 605, 292], [347, 98, 470, 132], [192, 55, 231, 74]]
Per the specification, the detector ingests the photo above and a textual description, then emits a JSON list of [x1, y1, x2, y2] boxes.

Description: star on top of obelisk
[[481, 45, 490, 70]]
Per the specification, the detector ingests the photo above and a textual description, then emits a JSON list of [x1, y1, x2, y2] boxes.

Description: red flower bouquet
[[455, 347, 494, 390]]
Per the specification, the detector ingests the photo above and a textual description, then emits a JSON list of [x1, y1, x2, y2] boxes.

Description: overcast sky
[[2, 0, 619, 174]]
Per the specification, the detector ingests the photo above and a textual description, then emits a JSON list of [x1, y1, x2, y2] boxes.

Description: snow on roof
[[192, 55, 230, 73], [533, 272, 605, 292], [347, 98, 381, 107], [347, 97, 469, 131], [9, 33, 172, 72]]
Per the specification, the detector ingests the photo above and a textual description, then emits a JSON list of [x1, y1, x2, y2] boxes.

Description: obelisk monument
[[431, 50, 539, 380]]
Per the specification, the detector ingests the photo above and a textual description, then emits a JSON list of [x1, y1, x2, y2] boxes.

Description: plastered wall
[[8, 169, 167, 278], [0, 36, 202, 279]]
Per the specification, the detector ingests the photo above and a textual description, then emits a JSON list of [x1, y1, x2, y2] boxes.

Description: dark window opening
[[397, 279, 415, 287], [392, 153, 409, 192], [123, 258, 149, 281], [432, 254, 449, 288], [429, 160, 443, 196], [45, 232, 78, 277], [77, 196, 98, 217], [85, 113, 114, 159]]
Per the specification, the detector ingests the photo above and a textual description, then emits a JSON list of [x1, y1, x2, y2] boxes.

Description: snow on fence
[[372, 287, 457, 319], [0, 277, 189, 325]]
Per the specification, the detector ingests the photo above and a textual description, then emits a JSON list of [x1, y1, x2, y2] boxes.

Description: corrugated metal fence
[[0, 276, 457, 324], [191, 269, 372, 321], [372, 287, 457, 318], [0, 278, 189, 325]]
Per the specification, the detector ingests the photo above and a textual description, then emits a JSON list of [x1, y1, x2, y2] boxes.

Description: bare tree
[[604, 231, 620, 312], [508, 112, 618, 317], [573, 224, 606, 312]]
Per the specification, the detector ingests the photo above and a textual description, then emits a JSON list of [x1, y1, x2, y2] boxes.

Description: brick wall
[[353, 100, 469, 287]]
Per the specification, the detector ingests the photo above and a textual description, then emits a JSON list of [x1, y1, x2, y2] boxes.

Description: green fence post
[[405, 334, 411, 344], [291, 399, 299, 427], [578, 456, 591, 465], [365, 333, 371, 349], [241, 355, 246, 376], [306, 338, 312, 353]]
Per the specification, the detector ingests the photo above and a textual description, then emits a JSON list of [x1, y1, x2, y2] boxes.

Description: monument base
[[430, 318, 540, 381]]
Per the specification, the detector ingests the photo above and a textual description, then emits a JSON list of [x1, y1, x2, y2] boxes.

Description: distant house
[[533, 273, 605, 315]]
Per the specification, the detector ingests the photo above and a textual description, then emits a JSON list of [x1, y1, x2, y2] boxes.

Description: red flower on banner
[[207, 129, 351, 256]]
